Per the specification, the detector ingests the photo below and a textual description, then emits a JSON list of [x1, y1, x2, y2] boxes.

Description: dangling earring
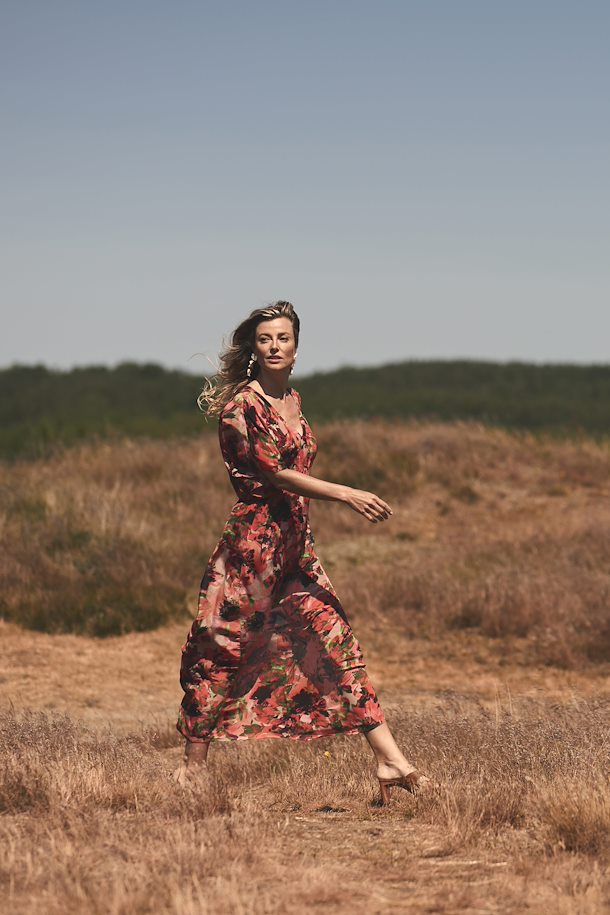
[[289, 352, 297, 376], [246, 353, 257, 378]]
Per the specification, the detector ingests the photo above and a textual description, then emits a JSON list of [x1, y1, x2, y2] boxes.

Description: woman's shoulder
[[219, 385, 260, 424]]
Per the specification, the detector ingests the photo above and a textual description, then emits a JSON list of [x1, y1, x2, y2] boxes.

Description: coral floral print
[[177, 384, 385, 742]]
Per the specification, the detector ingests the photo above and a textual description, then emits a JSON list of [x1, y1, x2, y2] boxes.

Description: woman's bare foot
[[172, 740, 209, 786], [376, 758, 419, 782], [363, 721, 422, 782]]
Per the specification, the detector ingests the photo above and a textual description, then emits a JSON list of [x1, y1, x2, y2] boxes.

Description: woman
[[175, 301, 426, 804]]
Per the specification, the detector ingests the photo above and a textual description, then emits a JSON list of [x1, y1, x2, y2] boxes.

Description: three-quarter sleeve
[[243, 400, 287, 475], [219, 393, 288, 483]]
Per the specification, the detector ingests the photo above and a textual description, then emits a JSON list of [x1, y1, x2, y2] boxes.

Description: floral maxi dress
[[177, 384, 386, 742]]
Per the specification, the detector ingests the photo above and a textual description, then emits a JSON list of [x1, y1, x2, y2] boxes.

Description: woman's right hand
[[342, 487, 393, 523]]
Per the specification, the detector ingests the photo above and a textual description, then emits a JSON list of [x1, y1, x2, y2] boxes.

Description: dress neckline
[[242, 384, 306, 445]]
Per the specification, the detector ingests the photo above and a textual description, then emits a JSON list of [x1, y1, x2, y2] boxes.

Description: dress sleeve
[[242, 399, 287, 475]]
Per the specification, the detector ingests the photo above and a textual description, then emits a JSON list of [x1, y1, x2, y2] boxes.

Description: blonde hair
[[198, 301, 300, 418]]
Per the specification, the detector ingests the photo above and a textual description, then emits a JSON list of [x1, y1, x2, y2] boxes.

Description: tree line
[[1, 359, 609, 459]]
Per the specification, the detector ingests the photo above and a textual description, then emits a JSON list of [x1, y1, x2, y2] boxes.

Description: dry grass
[[1, 698, 609, 914], [1, 419, 610, 664], [1, 419, 610, 911]]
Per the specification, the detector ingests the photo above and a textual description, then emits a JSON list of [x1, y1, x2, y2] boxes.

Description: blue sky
[[2, 1, 609, 376]]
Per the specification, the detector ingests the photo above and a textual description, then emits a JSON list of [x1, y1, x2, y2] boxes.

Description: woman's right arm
[[264, 468, 393, 524]]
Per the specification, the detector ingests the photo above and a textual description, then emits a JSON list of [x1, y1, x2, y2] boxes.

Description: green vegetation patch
[[2, 359, 610, 460], [1, 528, 187, 637]]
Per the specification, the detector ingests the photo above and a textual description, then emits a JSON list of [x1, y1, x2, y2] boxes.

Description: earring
[[246, 353, 256, 378], [289, 352, 297, 376]]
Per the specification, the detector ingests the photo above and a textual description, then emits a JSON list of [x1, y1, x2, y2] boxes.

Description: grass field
[[1, 419, 609, 913]]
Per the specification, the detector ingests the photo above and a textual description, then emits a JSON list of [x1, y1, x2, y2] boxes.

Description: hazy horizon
[[4, 353, 610, 379]]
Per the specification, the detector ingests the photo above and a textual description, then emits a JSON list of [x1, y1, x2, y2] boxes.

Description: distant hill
[[301, 360, 610, 432], [1, 359, 609, 459], [0, 363, 203, 460]]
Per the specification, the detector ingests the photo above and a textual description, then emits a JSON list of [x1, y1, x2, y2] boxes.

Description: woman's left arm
[[263, 467, 392, 523]]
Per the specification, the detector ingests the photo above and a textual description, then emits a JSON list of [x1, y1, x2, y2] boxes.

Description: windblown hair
[[198, 301, 300, 418]]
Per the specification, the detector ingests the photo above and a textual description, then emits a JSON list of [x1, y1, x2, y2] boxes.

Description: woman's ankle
[[184, 740, 209, 765], [375, 755, 417, 778], [376, 751, 410, 767]]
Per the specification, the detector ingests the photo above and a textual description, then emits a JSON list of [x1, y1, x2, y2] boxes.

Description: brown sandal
[[377, 770, 429, 805]]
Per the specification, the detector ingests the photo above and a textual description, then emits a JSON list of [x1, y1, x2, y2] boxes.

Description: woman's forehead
[[256, 317, 294, 334]]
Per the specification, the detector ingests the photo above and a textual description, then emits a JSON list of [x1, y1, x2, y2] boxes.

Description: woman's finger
[[373, 495, 392, 512], [372, 500, 389, 518], [374, 497, 392, 514], [364, 502, 383, 521]]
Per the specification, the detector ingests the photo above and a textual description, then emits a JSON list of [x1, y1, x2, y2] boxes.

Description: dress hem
[[177, 720, 384, 743]]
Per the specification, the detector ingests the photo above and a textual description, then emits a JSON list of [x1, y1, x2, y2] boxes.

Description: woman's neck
[[251, 372, 290, 401]]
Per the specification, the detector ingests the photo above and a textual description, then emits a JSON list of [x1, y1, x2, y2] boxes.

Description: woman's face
[[253, 317, 297, 373]]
